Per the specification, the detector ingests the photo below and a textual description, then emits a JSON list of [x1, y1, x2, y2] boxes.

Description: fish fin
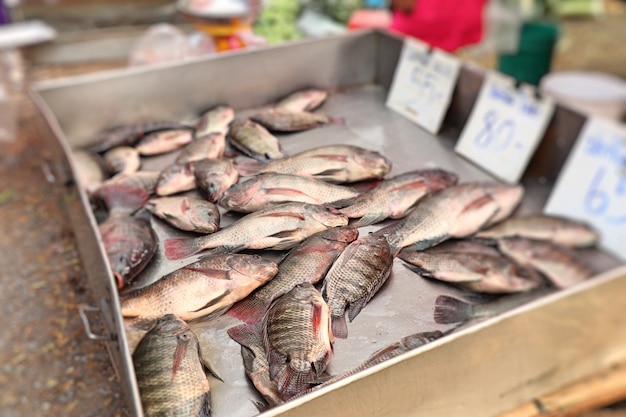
[[189, 290, 232, 313], [126, 316, 158, 331], [402, 262, 434, 278], [433, 295, 474, 324], [99, 184, 149, 212], [197, 343, 224, 382], [346, 295, 371, 323], [252, 399, 270, 413], [268, 350, 288, 382], [133, 207, 153, 224], [227, 294, 271, 324], [180, 197, 191, 213], [183, 266, 231, 280], [390, 180, 427, 193], [313, 154, 348, 162], [197, 391, 212, 417], [327, 197, 357, 208], [234, 157, 264, 176], [265, 188, 313, 198], [353, 212, 388, 227], [367, 343, 404, 364], [172, 333, 191, 382], [312, 300, 324, 339], [261, 212, 306, 220], [164, 237, 203, 260], [227, 322, 263, 349], [331, 314, 348, 339]]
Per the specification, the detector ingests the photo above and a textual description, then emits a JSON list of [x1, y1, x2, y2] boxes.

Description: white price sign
[[544, 119, 626, 261], [455, 73, 555, 183], [386, 38, 462, 134]]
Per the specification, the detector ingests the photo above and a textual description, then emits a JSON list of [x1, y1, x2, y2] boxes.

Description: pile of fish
[[74, 87, 601, 416]]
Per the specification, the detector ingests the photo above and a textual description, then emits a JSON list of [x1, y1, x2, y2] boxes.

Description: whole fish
[[146, 196, 220, 233], [480, 183, 525, 226], [475, 215, 599, 248], [497, 237, 593, 289], [156, 162, 196, 196], [136, 129, 194, 156], [176, 133, 226, 164], [89, 120, 187, 153], [321, 234, 394, 339], [164, 202, 348, 260], [228, 226, 359, 324], [103, 146, 141, 176], [375, 183, 501, 254], [98, 184, 158, 288], [72, 150, 105, 195], [250, 108, 342, 132], [101, 171, 160, 195], [229, 119, 284, 161], [219, 173, 360, 213], [121, 254, 278, 321], [425, 239, 501, 257], [196, 105, 235, 137], [133, 314, 213, 417], [275, 88, 328, 112], [194, 158, 239, 203], [340, 169, 458, 227], [234, 145, 392, 184], [263, 283, 334, 400], [399, 251, 540, 294]]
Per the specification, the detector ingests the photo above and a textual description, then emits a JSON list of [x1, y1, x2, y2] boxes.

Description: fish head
[[557, 222, 599, 247], [219, 179, 259, 210], [151, 314, 190, 336], [497, 237, 536, 261], [306, 205, 349, 228], [156, 163, 195, 196], [228, 254, 279, 284], [481, 183, 525, 224], [422, 169, 459, 191], [352, 149, 392, 179], [320, 225, 359, 244]]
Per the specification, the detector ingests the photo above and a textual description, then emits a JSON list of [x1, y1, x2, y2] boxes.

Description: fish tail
[[433, 295, 473, 324], [99, 184, 149, 212], [227, 295, 271, 324], [331, 314, 348, 339], [234, 157, 264, 176], [164, 237, 203, 260]]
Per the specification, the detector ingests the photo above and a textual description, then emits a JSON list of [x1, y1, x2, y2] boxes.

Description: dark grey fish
[[250, 108, 342, 132]]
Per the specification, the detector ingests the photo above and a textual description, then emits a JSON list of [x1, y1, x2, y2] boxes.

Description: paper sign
[[386, 38, 462, 134], [544, 119, 626, 261], [455, 72, 555, 184]]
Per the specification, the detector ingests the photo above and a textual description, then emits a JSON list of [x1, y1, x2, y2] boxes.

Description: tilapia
[[263, 283, 334, 400], [219, 173, 361, 213], [399, 251, 540, 294], [121, 254, 278, 321], [156, 162, 196, 196], [72, 150, 105, 195], [103, 146, 141, 176], [196, 106, 235, 137], [375, 183, 502, 254], [425, 239, 501, 257], [340, 169, 458, 227], [250, 108, 342, 132], [101, 171, 161, 195], [176, 133, 226, 164], [133, 314, 213, 417], [228, 226, 359, 324], [229, 119, 283, 161], [98, 184, 158, 288], [480, 183, 525, 226], [275, 88, 328, 112], [497, 237, 593, 288], [89, 120, 187, 153], [321, 234, 394, 339], [164, 202, 348, 260], [475, 215, 599, 248], [234, 145, 392, 184], [194, 158, 239, 203], [146, 196, 220, 233], [136, 129, 194, 156]]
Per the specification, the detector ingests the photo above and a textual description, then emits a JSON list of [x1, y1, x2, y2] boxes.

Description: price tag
[[454, 72, 555, 183], [386, 38, 462, 134], [544, 119, 626, 261]]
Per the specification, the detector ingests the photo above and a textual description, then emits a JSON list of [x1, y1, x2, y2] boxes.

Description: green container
[[497, 21, 559, 86]]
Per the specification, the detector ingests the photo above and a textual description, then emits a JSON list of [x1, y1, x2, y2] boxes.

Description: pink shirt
[[389, 0, 486, 52]]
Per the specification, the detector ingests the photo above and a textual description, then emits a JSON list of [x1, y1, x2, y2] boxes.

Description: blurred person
[[389, 0, 487, 52]]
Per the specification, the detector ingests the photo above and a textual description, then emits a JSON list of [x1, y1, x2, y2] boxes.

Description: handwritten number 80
[[474, 110, 516, 151]]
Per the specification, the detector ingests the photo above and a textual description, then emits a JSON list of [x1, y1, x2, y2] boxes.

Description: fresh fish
[[196, 106, 235, 137], [250, 108, 343, 132], [72, 150, 105, 195], [480, 182, 525, 226], [101, 171, 160, 195], [156, 162, 196, 196], [275, 88, 328, 112], [98, 184, 158, 288], [497, 237, 593, 289], [121, 254, 278, 321], [103, 146, 141, 176], [219, 173, 361, 213], [89, 120, 187, 153], [146, 196, 220, 233], [164, 202, 348, 260], [399, 251, 541, 294], [375, 183, 501, 254], [136, 129, 194, 156], [321, 234, 394, 339], [176, 133, 226, 164], [228, 119, 283, 161], [475, 215, 599, 248], [132, 314, 213, 417], [425, 239, 501, 257], [228, 226, 359, 324], [340, 169, 458, 227], [234, 145, 392, 184], [263, 283, 334, 400], [433, 288, 556, 324], [194, 158, 239, 203]]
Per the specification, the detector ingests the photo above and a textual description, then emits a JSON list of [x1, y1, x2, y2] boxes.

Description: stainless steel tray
[[30, 30, 626, 417]]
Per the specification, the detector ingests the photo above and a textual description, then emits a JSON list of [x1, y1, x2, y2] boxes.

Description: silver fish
[[156, 162, 196, 196], [275, 88, 328, 112], [229, 119, 283, 161], [176, 133, 226, 164], [146, 196, 220, 233], [101, 171, 161, 195], [89, 120, 187, 153], [480, 182, 525, 226], [196, 106, 235, 137], [250, 108, 342, 132], [136, 129, 194, 156], [194, 158, 239, 203], [103, 146, 141, 176], [425, 239, 501, 257], [72, 150, 105, 195]]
